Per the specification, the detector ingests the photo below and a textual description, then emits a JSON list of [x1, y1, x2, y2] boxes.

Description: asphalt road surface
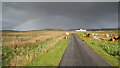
[[59, 34, 111, 67]]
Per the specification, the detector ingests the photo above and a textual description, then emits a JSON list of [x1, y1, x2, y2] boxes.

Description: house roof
[[76, 28, 86, 30]]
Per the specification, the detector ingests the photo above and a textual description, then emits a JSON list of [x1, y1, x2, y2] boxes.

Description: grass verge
[[27, 38, 68, 66], [78, 35, 118, 66]]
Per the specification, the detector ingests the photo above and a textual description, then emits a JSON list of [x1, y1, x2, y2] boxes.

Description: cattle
[[92, 36, 99, 39], [117, 35, 120, 40], [84, 33, 88, 36], [109, 34, 120, 41], [91, 33, 94, 35], [111, 34, 116, 38], [65, 32, 69, 39], [114, 35, 120, 40], [111, 34, 120, 40], [87, 33, 92, 37], [95, 34, 98, 35], [98, 34, 102, 35], [109, 38, 115, 42], [92, 39, 101, 41], [84, 33, 92, 37], [105, 34, 109, 37]]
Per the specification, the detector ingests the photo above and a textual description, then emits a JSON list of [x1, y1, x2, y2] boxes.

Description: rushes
[[77, 30, 119, 57], [2, 31, 65, 66], [100, 43, 119, 56]]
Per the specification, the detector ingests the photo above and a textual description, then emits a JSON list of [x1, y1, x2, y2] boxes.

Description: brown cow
[[84, 33, 88, 36], [65, 32, 69, 39], [112, 34, 116, 38], [109, 34, 120, 41], [109, 38, 115, 42], [105, 34, 109, 37], [111, 34, 120, 40], [93, 39, 101, 41], [86, 33, 92, 37], [98, 34, 102, 35], [114, 35, 120, 40]]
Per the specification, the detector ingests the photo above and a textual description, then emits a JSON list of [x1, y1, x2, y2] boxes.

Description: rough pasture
[[2, 31, 66, 66]]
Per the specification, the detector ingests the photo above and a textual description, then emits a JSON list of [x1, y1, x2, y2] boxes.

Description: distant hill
[[87, 28, 119, 31], [2, 30, 15, 32], [2, 28, 119, 31], [2, 28, 64, 32], [2, 30, 28, 32], [41, 28, 64, 31], [67, 28, 119, 31]]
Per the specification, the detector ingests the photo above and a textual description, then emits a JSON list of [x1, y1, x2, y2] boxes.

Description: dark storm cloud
[[2, 0, 119, 2], [2, 2, 118, 31]]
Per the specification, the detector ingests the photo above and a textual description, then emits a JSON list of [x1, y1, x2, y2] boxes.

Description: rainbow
[[12, 18, 38, 30]]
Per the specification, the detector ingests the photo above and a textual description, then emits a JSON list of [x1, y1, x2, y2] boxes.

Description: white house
[[76, 28, 86, 32]]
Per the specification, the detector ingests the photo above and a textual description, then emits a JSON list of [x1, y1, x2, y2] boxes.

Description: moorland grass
[[2, 31, 66, 66], [27, 38, 68, 66]]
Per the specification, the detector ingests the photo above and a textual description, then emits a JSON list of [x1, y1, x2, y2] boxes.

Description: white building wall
[[76, 29, 86, 31]]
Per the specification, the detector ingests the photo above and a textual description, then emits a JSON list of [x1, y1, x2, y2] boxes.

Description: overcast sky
[[2, 0, 120, 2], [2, 2, 118, 31]]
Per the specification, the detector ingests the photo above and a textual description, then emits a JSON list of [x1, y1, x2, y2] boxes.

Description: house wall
[[76, 30, 86, 31]]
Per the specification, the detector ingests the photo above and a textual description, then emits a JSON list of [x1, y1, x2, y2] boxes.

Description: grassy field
[[2, 30, 68, 66], [2, 30, 119, 66], [27, 38, 68, 66], [75, 30, 119, 66]]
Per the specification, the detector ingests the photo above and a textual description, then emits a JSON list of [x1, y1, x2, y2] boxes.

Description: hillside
[[41, 28, 64, 31], [68, 28, 119, 31]]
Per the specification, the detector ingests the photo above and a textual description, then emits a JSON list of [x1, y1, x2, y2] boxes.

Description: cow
[[98, 34, 102, 35], [65, 32, 69, 39], [111, 34, 120, 40], [105, 34, 109, 37], [95, 34, 98, 35], [114, 35, 120, 40], [109, 38, 115, 42], [84, 33, 88, 36], [109, 34, 120, 41], [91, 33, 94, 35], [86, 33, 92, 37]]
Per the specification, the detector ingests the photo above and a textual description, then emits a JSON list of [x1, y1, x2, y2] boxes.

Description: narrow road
[[59, 34, 111, 66]]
